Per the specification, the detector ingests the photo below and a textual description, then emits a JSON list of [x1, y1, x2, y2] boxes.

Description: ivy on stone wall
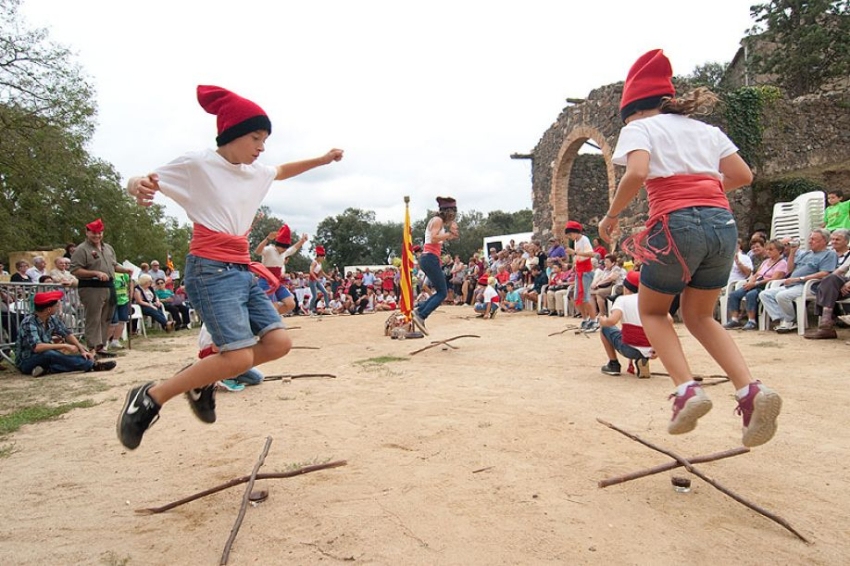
[[756, 177, 827, 204], [722, 85, 782, 168]]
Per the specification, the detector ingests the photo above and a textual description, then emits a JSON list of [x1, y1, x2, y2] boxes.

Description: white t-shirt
[[155, 149, 277, 235], [260, 245, 297, 267], [727, 251, 754, 284], [612, 114, 738, 179], [611, 294, 654, 358], [483, 286, 499, 303], [574, 235, 593, 261]]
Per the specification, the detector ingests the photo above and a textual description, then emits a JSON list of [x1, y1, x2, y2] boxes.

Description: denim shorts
[[257, 277, 294, 302], [111, 303, 130, 324], [640, 207, 737, 295], [580, 271, 594, 303], [184, 255, 285, 352], [601, 326, 646, 360]]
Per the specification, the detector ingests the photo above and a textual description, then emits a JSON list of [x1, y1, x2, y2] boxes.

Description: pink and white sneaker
[[736, 381, 782, 447], [668, 383, 713, 435]]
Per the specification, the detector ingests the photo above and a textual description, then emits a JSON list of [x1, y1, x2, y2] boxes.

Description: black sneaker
[[186, 385, 217, 423], [116, 382, 161, 450], [601, 361, 622, 376], [91, 361, 117, 372]]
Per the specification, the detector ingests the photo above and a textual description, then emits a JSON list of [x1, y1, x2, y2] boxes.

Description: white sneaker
[[775, 320, 797, 333], [109, 339, 124, 350]]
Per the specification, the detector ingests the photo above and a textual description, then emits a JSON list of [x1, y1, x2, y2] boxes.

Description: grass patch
[[355, 355, 408, 365], [282, 456, 333, 472], [0, 374, 109, 415], [0, 443, 18, 458], [0, 400, 97, 437]]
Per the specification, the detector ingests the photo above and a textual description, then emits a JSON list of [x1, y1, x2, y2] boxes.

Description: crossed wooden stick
[[597, 419, 809, 543]]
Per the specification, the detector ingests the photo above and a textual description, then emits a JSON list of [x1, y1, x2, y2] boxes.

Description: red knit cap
[[564, 220, 583, 234], [619, 49, 674, 122], [623, 270, 641, 293], [197, 85, 272, 147], [315, 246, 325, 257], [436, 196, 457, 210], [477, 274, 489, 285], [273, 224, 291, 247]]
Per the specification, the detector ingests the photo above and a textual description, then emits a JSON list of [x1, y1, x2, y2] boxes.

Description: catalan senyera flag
[[399, 197, 414, 321]]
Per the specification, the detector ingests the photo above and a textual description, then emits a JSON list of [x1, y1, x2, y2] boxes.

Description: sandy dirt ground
[[0, 307, 848, 565]]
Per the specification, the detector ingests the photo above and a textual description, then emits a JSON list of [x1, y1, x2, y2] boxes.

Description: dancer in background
[[412, 197, 459, 335]]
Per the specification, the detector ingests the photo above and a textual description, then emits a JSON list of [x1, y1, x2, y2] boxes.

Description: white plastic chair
[[794, 279, 819, 336], [770, 191, 825, 251], [130, 304, 146, 338], [719, 280, 745, 325], [759, 280, 784, 331]]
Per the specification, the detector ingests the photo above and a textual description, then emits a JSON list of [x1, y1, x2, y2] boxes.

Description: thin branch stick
[[136, 460, 348, 515], [548, 325, 580, 336], [408, 334, 480, 355], [599, 447, 749, 487], [221, 437, 273, 565], [597, 419, 810, 543], [291, 346, 320, 350], [262, 373, 337, 382]]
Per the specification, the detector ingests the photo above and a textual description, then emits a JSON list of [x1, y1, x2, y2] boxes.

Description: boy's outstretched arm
[[126, 174, 161, 207], [275, 149, 344, 181]]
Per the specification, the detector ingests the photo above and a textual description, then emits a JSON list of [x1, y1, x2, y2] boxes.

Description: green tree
[[315, 208, 374, 268], [748, 0, 850, 97], [686, 61, 730, 91], [0, 0, 182, 263]]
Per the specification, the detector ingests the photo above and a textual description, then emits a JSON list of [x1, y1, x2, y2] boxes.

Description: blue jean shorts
[[184, 255, 285, 352], [257, 277, 293, 302], [111, 303, 130, 324], [640, 207, 737, 295]]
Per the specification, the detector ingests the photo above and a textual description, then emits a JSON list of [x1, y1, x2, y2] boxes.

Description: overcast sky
[[22, 0, 754, 243]]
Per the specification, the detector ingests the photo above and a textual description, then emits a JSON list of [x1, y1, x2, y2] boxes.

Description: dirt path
[[0, 309, 847, 565]]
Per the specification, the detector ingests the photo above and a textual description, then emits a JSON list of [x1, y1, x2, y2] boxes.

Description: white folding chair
[[718, 280, 746, 325], [131, 304, 146, 338], [794, 279, 819, 335]]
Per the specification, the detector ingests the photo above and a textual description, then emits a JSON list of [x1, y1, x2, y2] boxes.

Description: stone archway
[[550, 125, 617, 236]]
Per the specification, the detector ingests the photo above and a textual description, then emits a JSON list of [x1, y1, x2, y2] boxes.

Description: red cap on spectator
[[564, 220, 583, 233], [34, 290, 64, 307], [86, 218, 104, 233], [315, 246, 325, 256], [623, 270, 641, 293]]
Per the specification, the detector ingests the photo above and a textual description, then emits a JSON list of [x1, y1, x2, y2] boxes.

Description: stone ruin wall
[[529, 83, 850, 244]]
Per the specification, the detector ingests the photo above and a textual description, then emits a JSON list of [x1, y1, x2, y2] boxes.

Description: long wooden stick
[[408, 334, 480, 355], [136, 460, 348, 515], [599, 447, 749, 487], [597, 419, 809, 543], [220, 437, 273, 565], [262, 373, 337, 381]]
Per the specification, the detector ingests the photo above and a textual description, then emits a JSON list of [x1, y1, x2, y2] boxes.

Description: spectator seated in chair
[[15, 290, 116, 377], [759, 229, 838, 333], [804, 228, 850, 339], [543, 262, 570, 316], [598, 271, 654, 379], [133, 274, 175, 332], [154, 277, 192, 329], [520, 263, 548, 311], [724, 238, 788, 330]]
